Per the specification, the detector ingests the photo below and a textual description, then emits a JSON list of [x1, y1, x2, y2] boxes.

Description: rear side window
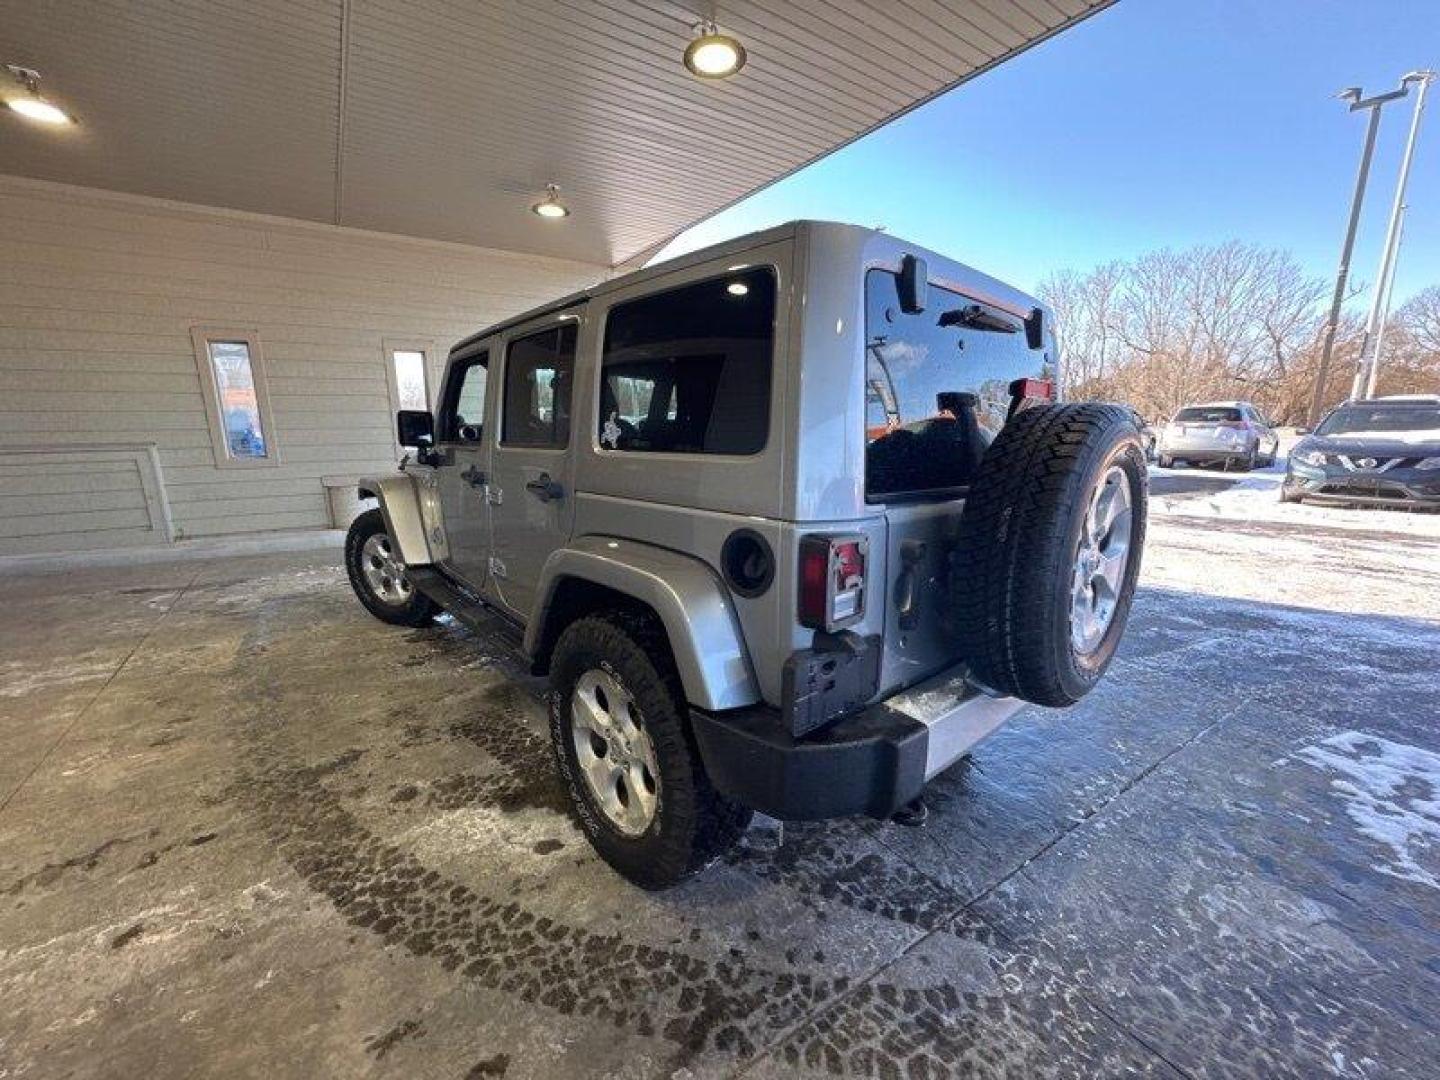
[[502, 323, 576, 448], [598, 267, 775, 455], [1174, 407, 1241, 423], [864, 269, 1049, 499]]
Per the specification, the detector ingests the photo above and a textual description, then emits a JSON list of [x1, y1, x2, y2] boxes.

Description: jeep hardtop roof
[[448, 220, 1046, 357]]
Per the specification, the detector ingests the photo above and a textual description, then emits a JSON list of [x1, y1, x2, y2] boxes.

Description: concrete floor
[[2, 506, 1438, 1079]]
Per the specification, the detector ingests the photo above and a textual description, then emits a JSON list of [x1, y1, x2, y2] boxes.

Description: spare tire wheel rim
[[1071, 463, 1134, 655], [570, 668, 659, 837], [360, 532, 413, 606]]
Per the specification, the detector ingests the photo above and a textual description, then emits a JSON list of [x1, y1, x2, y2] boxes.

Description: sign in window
[[207, 340, 268, 460]]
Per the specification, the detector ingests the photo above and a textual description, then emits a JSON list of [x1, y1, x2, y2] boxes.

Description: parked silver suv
[[1156, 400, 1279, 470], [347, 222, 1148, 888]]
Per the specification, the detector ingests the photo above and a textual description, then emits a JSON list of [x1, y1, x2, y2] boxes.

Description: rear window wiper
[[938, 305, 1019, 334]]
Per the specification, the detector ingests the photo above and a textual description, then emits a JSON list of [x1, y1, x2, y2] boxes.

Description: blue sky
[[655, 0, 1439, 308]]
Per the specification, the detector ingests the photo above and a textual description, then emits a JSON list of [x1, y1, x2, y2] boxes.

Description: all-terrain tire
[[952, 402, 1147, 707], [344, 508, 438, 627], [549, 613, 751, 889]]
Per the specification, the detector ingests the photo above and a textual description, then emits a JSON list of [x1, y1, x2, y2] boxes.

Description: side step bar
[[406, 567, 524, 649]]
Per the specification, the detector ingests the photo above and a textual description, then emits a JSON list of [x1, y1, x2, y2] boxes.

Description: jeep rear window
[[1174, 407, 1241, 423], [864, 269, 1049, 500], [598, 267, 774, 456]]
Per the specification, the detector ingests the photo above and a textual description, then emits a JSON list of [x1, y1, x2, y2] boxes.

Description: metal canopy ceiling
[[0, 0, 1110, 266]]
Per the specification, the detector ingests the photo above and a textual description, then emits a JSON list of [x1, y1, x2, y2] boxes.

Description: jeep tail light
[[1010, 377, 1055, 401], [798, 534, 867, 631]]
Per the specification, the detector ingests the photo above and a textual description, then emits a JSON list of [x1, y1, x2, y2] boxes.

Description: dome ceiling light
[[531, 183, 569, 219], [683, 20, 746, 80], [4, 64, 76, 126]]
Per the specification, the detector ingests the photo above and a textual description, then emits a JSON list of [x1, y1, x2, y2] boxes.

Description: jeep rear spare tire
[[953, 402, 1147, 707]]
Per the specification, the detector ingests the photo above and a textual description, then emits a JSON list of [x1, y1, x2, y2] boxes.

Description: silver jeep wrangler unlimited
[[347, 221, 1146, 888]]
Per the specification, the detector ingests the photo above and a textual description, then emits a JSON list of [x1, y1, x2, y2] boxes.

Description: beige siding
[[0, 445, 174, 554], [0, 176, 603, 550]]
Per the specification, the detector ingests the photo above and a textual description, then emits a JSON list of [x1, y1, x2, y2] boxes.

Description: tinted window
[[1174, 406, 1241, 423], [439, 352, 488, 442], [598, 267, 775, 455], [1316, 405, 1440, 436], [864, 269, 1049, 499], [502, 323, 576, 448]]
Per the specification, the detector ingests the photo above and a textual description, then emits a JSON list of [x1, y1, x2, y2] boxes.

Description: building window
[[191, 328, 277, 468], [383, 339, 433, 414], [598, 267, 774, 455]]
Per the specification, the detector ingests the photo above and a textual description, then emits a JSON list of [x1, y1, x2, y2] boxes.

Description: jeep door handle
[[460, 464, 486, 487], [525, 473, 564, 502]]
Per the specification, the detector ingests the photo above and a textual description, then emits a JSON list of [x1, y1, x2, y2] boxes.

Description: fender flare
[[357, 472, 448, 566], [527, 536, 759, 712]]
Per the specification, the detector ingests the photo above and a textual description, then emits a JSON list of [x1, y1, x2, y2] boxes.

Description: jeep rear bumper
[[690, 667, 1025, 820]]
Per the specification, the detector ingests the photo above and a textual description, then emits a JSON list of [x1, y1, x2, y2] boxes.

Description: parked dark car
[[1283, 396, 1440, 509]]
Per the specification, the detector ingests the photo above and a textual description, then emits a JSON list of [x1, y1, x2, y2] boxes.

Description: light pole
[[1307, 81, 1411, 427], [1354, 70, 1435, 400]]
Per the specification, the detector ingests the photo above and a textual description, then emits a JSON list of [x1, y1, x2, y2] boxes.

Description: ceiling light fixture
[[531, 183, 569, 219], [683, 20, 746, 79], [4, 64, 75, 126]]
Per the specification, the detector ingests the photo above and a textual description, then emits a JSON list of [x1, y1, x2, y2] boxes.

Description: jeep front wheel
[[548, 613, 751, 889], [953, 402, 1147, 707], [344, 508, 437, 627]]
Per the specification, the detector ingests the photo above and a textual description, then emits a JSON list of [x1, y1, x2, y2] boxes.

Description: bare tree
[[1397, 285, 1440, 355], [1039, 241, 1437, 424]]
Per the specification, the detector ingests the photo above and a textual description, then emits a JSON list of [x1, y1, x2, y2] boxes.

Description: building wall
[[0, 176, 604, 554]]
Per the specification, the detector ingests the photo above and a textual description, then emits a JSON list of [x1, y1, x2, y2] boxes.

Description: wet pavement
[[1147, 471, 1242, 500], [2, 511, 1437, 1079]]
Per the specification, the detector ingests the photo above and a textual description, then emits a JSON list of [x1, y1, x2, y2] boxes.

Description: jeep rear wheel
[[344, 508, 438, 627], [549, 613, 751, 889], [953, 402, 1147, 707]]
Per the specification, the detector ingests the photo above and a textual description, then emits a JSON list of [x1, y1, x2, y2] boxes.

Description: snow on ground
[[1148, 455, 1440, 539], [1141, 443, 1440, 622], [1296, 732, 1440, 891], [1141, 515, 1440, 621], [1143, 441, 1440, 894]]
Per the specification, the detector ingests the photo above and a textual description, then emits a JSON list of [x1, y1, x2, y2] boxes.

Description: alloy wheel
[[360, 532, 413, 606], [569, 668, 660, 837], [1071, 465, 1134, 655]]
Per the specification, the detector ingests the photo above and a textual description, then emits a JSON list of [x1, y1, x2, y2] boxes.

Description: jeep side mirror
[[397, 409, 434, 448]]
